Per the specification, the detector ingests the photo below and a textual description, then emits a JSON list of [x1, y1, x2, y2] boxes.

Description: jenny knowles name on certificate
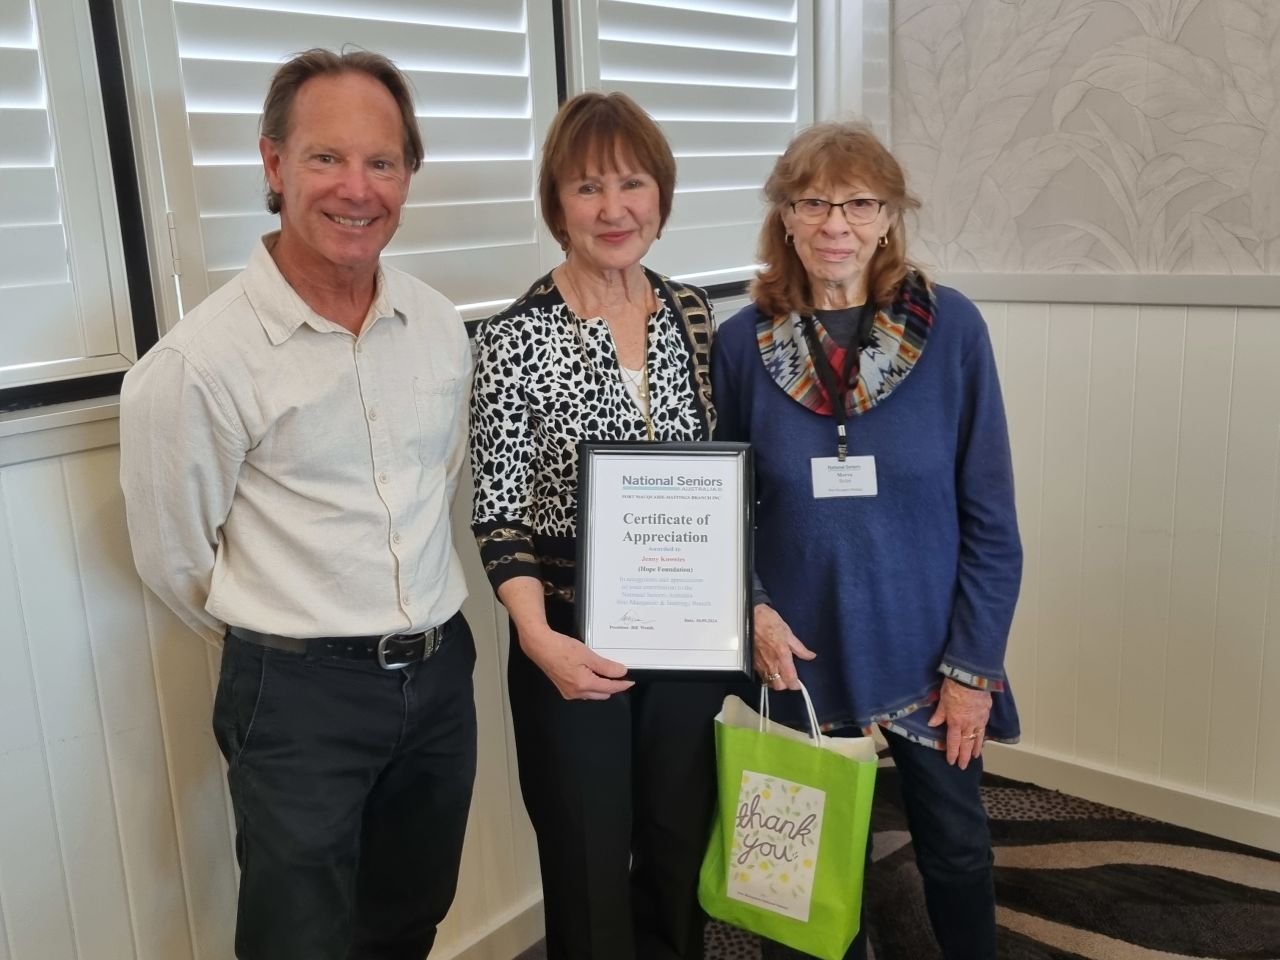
[[577, 444, 753, 678]]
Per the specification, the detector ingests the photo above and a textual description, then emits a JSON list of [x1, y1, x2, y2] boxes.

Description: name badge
[[811, 456, 877, 499]]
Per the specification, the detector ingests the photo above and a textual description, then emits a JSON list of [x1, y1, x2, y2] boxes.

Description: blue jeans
[[762, 728, 995, 960]]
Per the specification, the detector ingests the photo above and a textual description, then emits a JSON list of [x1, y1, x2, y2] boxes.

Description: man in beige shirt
[[119, 50, 474, 960]]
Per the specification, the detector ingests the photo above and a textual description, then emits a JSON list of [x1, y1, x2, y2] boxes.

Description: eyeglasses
[[789, 197, 886, 226]]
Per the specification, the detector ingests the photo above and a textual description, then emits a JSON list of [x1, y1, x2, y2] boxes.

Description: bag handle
[[758, 682, 823, 746]]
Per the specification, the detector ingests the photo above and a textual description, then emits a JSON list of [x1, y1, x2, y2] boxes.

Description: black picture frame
[[575, 440, 754, 680]]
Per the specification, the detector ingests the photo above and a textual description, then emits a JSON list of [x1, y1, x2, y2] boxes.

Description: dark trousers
[[763, 728, 995, 960], [212, 613, 477, 960], [507, 620, 741, 960]]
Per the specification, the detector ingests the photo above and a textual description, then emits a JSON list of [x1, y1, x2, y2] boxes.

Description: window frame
[[2, 0, 872, 415], [561, 0, 819, 300], [0, 0, 158, 414], [143, 0, 568, 325]]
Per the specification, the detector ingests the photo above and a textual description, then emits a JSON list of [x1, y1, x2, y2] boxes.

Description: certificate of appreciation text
[[577, 443, 753, 677]]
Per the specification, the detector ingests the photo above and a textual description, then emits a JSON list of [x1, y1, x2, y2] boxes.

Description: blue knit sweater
[[712, 286, 1022, 746]]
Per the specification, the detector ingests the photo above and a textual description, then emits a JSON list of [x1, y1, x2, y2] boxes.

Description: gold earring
[[878, 234, 889, 248], [785, 233, 794, 246]]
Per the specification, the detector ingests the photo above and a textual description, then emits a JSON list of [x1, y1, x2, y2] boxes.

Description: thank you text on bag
[[726, 770, 826, 921]]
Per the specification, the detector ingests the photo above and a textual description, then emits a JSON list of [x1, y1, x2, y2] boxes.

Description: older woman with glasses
[[712, 122, 1022, 959], [470, 91, 730, 960]]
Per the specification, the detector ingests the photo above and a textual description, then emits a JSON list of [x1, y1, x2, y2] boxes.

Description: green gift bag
[[698, 684, 877, 960]]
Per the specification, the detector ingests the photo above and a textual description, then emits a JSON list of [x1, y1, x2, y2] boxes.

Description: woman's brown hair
[[751, 122, 922, 317], [538, 92, 676, 251]]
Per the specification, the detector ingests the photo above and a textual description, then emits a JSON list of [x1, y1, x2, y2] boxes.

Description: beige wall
[[897, 0, 1280, 275], [891, 0, 1280, 846]]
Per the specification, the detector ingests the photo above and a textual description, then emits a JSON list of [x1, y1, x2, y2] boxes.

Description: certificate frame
[[576, 441, 754, 679]]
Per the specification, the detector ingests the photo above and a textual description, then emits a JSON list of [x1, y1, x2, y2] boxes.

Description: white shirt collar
[[243, 232, 405, 346]]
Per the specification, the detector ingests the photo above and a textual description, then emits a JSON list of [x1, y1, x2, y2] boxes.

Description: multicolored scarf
[[755, 270, 935, 417]]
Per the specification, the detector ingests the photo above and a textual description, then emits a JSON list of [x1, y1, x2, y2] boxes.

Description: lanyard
[[800, 302, 877, 461]]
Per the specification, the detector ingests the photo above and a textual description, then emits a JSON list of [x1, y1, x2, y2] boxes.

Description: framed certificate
[[576, 441, 754, 678]]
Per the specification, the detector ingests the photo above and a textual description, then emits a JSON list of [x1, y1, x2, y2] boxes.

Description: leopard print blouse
[[470, 268, 715, 603]]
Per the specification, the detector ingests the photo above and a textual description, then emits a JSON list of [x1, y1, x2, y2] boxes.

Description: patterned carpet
[[516, 770, 1280, 959]]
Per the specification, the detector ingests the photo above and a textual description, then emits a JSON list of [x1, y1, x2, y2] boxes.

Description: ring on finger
[[765, 672, 782, 682]]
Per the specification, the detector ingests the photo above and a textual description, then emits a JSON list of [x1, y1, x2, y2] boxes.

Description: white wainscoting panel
[[1116, 306, 1185, 782], [979, 299, 1280, 832], [0, 442, 541, 960]]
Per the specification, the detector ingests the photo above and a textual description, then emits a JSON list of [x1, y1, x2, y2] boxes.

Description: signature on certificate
[[614, 609, 655, 626]]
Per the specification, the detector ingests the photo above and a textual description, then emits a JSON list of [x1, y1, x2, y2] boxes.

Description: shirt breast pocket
[[413, 375, 463, 465]]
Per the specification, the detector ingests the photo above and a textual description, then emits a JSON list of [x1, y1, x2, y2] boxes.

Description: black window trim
[[0, 0, 158, 415]]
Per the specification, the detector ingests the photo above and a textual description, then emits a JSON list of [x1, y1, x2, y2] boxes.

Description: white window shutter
[[572, 0, 814, 287], [147, 0, 561, 320], [0, 0, 136, 390]]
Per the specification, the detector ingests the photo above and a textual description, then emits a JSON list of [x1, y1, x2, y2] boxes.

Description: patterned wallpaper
[[893, 0, 1280, 274]]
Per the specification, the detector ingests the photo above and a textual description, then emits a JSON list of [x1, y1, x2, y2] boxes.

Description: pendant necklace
[[619, 359, 655, 440]]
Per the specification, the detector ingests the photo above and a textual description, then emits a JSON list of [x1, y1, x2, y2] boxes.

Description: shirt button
[[368, 408, 378, 421], [392, 532, 402, 544], [402, 595, 412, 606], [355, 343, 362, 354], [378, 472, 389, 484]]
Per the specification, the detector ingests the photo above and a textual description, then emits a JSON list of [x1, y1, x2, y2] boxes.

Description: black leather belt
[[227, 623, 445, 670]]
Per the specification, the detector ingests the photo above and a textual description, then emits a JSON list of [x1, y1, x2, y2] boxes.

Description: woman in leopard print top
[[469, 92, 732, 960]]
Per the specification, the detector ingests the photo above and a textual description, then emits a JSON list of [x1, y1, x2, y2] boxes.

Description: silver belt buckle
[[376, 633, 411, 670], [376, 626, 443, 670], [422, 625, 441, 660]]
